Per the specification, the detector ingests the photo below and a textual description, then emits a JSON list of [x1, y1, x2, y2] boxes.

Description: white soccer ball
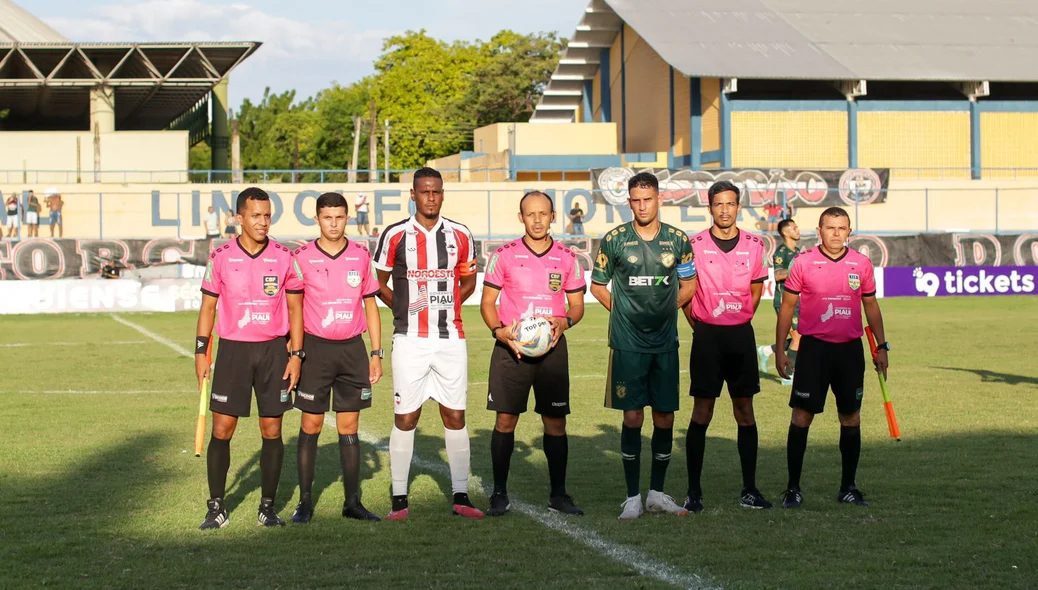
[[515, 316, 554, 358]]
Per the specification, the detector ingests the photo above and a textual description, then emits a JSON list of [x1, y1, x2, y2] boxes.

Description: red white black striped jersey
[[373, 216, 476, 339]]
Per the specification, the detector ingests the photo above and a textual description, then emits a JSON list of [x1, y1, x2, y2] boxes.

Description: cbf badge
[[263, 275, 279, 296], [346, 270, 361, 288], [548, 272, 562, 293], [848, 273, 861, 290]]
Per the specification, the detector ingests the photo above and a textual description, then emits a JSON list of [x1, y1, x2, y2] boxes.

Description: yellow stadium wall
[[731, 111, 848, 168], [28, 177, 1037, 241], [622, 26, 670, 154], [980, 112, 1038, 177], [591, 69, 602, 122], [672, 74, 691, 157], [609, 32, 622, 150], [700, 78, 721, 154], [0, 131, 189, 183], [857, 111, 971, 179]]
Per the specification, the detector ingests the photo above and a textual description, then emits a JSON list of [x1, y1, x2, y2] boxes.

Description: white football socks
[[444, 426, 471, 495], [389, 426, 415, 497]]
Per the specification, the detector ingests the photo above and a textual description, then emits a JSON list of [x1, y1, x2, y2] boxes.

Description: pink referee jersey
[[783, 246, 877, 343], [293, 239, 380, 340], [483, 238, 586, 325], [201, 238, 302, 342], [688, 229, 768, 325]]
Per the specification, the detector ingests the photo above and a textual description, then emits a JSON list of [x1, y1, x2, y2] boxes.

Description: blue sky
[[29, 0, 588, 109]]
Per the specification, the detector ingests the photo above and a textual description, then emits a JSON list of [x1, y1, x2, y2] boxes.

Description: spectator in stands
[[355, 192, 370, 236], [783, 201, 797, 221], [223, 211, 238, 238], [764, 200, 783, 232], [205, 206, 221, 239], [569, 200, 585, 235], [25, 190, 41, 238], [370, 226, 380, 238], [45, 188, 64, 238], [4, 192, 19, 239]]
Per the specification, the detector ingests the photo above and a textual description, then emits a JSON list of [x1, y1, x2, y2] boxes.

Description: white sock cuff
[[390, 425, 416, 449]]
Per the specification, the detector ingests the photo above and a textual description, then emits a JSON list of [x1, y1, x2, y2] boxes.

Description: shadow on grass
[[933, 366, 1038, 388]]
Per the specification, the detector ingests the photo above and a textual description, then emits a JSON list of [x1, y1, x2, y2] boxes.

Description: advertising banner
[[883, 266, 1038, 297], [591, 167, 890, 207]]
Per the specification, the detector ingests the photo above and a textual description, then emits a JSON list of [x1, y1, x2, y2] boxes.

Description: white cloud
[[43, 0, 398, 105]]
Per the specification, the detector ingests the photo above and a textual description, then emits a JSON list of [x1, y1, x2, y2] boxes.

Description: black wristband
[[491, 324, 505, 338], [195, 335, 210, 355], [565, 316, 574, 328]]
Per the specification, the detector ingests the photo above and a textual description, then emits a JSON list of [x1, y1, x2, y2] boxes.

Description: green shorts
[[774, 302, 800, 331], [604, 348, 680, 412]]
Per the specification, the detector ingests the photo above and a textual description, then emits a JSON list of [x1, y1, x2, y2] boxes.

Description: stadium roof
[[532, 0, 1038, 122], [0, 0, 68, 43], [0, 1, 259, 131]]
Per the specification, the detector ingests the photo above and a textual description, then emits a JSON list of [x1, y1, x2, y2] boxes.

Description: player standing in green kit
[[589, 172, 698, 520]]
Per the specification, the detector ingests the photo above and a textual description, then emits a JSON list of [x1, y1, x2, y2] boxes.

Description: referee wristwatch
[[876, 341, 891, 352], [288, 349, 305, 359], [370, 349, 384, 359]]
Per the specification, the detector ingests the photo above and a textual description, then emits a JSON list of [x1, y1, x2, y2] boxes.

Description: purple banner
[[884, 266, 1038, 297]]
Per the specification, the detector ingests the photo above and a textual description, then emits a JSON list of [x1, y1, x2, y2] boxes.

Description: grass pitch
[[1, 297, 1036, 589]]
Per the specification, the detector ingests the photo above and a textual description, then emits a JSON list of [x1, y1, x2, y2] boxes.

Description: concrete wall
[[513, 123, 617, 155], [0, 131, 189, 184], [622, 26, 670, 154], [732, 111, 848, 168], [12, 178, 1035, 240], [700, 78, 721, 155], [857, 112, 971, 179]]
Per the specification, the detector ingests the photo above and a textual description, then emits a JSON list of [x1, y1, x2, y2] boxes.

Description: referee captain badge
[[262, 275, 279, 296], [346, 270, 361, 288], [548, 272, 562, 293], [848, 273, 861, 290]]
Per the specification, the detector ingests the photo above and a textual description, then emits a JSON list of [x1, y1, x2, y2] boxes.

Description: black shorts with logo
[[689, 321, 760, 398], [210, 337, 291, 418], [789, 335, 866, 415], [487, 335, 570, 417], [295, 333, 372, 413]]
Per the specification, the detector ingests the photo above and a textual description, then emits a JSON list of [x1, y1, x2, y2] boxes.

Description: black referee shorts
[[689, 321, 761, 398], [487, 334, 570, 417], [210, 338, 291, 418], [294, 333, 372, 414], [789, 335, 865, 415]]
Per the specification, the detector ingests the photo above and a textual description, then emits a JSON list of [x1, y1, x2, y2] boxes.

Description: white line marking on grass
[[331, 417, 721, 590], [0, 340, 148, 348], [112, 315, 192, 357], [119, 314, 719, 590]]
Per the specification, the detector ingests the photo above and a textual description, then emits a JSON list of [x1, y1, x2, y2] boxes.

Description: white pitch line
[[0, 340, 148, 348], [118, 314, 720, 590], [112, 314, 193, 357]]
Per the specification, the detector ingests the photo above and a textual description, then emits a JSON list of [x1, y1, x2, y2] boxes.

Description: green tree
[[237, 88, 317, 180], [463, 31, 565, 127]]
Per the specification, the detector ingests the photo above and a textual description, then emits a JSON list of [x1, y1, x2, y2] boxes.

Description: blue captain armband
[[677, 260, 696, 279]]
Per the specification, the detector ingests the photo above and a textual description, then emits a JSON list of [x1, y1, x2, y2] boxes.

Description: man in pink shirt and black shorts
[[775, 206, 888, 509], [480, 191, 586, 517], [289, 192, 383, 523], [195, 187, 305, 530], [683, 180, 772, 513]]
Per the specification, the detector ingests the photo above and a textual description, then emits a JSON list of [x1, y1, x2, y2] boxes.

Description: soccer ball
[[515, 316, 554, 358]]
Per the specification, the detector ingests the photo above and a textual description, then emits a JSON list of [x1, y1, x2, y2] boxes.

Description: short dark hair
[[707, 180, 740, 206], [316, 192, 348, 214], [777, 218, 796, 237], [413, 167, 443, 187], [819, 206, 850, 226], [628, 172, 659, 192], [519, 190, 554, 214], [236, 187, 270, 213]]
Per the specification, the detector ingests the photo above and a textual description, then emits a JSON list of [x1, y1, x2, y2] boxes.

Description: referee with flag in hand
[[775, 206, 888, 509], [195, 187, 304, 530]]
